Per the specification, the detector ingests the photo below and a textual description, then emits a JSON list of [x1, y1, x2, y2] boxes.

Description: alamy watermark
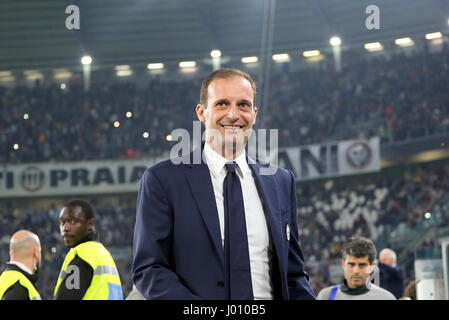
[[168, 121, 279, 175], [365, 5, 380, 30], [65, 5, 80, 30]]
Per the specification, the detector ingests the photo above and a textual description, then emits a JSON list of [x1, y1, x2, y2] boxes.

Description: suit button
[[217, 281, 224, 288]]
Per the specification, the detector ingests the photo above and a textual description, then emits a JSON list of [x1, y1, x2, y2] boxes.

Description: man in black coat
[[378, 248, 405, 299]]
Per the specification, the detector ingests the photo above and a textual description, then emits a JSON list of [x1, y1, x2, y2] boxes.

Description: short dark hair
[[341, 236, 377, 263], [64, 199, 96, 220], [200, 68, 257, 106]]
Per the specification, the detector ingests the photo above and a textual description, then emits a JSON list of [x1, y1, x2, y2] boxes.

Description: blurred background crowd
[[1, 48, 448, 164], [1, 45, 449, 299]]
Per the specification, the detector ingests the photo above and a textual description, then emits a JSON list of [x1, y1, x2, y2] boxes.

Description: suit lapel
[[249, 160, 287, 296], [184, 161, 224, 266]]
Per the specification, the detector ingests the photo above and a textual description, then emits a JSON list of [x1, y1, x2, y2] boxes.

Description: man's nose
[[61, 223, 70, 232], [226, 104, 240, 120]]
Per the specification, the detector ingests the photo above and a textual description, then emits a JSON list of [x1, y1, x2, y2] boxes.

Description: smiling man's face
[[196, 76, 257, 158]]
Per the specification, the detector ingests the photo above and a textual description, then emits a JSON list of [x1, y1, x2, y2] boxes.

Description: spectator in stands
[[378, 248, 405, 298], [1, 48, 448, 164], [317, 236, 396, 300]]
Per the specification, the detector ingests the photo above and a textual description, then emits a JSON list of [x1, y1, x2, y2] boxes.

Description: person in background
[[378, 248, 405, 299], [317, 237, 396, 300], [0, 230, 42, 300], [54, 199, 123, 300]]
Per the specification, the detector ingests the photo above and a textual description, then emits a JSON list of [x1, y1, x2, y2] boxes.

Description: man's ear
[[196, 104, 206, 123], [88, 218, 95, 232]]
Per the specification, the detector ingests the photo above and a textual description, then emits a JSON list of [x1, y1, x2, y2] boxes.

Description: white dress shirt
[[203, 143, 273, 300]]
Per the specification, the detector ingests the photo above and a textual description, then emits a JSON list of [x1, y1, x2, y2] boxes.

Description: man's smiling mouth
[[221, 125, 244, 129]]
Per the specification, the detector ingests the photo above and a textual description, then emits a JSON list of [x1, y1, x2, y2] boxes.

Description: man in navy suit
[[132, 68, 315, 300]]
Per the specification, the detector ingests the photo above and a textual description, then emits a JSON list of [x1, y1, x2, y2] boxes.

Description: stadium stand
[[1, 48, 448, 164], [1, 47, 449, 299]]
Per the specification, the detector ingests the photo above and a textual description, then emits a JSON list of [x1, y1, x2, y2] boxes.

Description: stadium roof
[[1, 0, 448, 71]]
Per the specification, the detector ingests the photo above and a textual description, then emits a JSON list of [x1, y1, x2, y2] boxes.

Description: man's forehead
[[344, 255, 370, 263], [59, 205, 84, 218], [208, 77, 254, 99]]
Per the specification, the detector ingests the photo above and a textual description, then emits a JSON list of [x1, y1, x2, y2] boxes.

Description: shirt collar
[[340, 279, 371, 295], [203, 143, 250, 179], [8, 261, 34, 275]]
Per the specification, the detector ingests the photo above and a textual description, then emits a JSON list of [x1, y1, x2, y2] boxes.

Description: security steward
[[0, 230, 42, 300], [54, 199, 123, 300]]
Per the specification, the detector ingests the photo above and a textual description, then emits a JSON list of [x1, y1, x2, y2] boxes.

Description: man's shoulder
[[145, 157, 190, 177], [316, 285, 336, 300], [369, 284, 397, 299]]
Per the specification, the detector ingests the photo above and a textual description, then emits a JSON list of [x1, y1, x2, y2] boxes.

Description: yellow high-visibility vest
[[0, 270, 41, 300], [54, 241, 123, 300]]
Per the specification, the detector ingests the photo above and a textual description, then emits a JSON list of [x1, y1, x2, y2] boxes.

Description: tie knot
[[225, 162, 237, 173]]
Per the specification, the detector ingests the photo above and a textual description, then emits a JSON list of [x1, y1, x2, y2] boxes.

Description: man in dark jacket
[[378, 248, 405, 299]]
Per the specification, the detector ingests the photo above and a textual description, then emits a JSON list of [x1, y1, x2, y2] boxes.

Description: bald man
[[0, 230, 42, 300], [378, 248, 405, 299]]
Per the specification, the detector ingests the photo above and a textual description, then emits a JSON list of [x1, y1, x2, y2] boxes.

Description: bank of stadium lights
[[179, 61, 196, 68], [364, 42, 383, 52], [23, 113, 29, 120], [125, 111, 132, 118], [272, 54, 290, 63], [54, 69, 72, 80], [0, 71, 14, 83], [143, 132, 150, 139], [24, 70, 43, 81], [147, 63, 164, 70], [425, 32, 442, 40], [81, 55, 92, 65], [241, 56, 258, 64], [117, 70, 132, 77], [210, 50, 222, 58], [395, 37, 414, 47], [113, 121, 120, 128], [303, 50, 320, 58], [115, 65, 132, 77], [179, 61, 197, 73], [330, 36, 341, 46]]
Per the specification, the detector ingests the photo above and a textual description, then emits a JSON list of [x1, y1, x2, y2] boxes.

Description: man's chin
[[63, 239, 73, 247]]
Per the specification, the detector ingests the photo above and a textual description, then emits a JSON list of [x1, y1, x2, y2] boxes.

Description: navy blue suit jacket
[[132, 151, 316, 300]]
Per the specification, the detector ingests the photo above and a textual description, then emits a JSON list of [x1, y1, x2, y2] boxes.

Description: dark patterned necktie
[[223, 162, 253, 300]]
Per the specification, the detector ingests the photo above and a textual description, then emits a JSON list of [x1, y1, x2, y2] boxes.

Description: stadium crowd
[[1, 46, 449, 298], [1, 160, 447, 298], [1, 48, 449, 164]]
